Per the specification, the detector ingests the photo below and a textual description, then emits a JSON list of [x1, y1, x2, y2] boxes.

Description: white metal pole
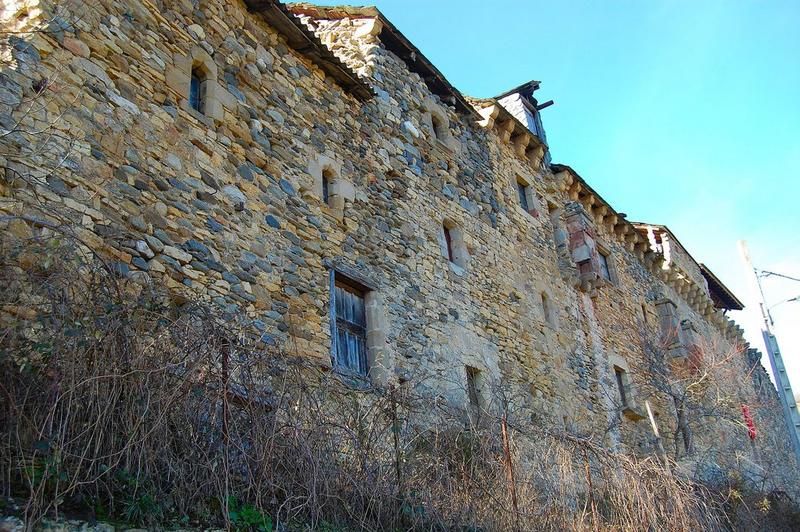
[[738, 240, 800, 462]]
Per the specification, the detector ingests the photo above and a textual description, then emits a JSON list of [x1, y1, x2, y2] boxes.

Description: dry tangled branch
[[0, 228, 797, 531]]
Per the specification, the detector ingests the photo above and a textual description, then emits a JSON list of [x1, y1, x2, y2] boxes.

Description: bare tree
[[637, 326, 750, 460]]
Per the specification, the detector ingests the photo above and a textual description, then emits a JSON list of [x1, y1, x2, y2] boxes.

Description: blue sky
[[315, 0, 800, 387]]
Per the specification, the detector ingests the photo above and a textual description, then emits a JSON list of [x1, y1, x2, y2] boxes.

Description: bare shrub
[[0, 231, 789, 530]]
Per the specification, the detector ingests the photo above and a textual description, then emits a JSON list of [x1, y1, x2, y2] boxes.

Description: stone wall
[[1, 0, 798, 491]]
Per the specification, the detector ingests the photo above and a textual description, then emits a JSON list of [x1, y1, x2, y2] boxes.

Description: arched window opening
[[189, 66, 206, 113]]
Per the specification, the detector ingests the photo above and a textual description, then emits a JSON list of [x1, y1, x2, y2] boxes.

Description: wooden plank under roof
[[244, 0, 373, 100]]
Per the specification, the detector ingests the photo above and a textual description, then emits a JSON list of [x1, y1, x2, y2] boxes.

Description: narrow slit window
[[548, 203, 564, 253], [444, 225, 454, 263], [441, 221, 467, 269], [642, 303, 648, 325], [333, 279, 368, 376], [614, 367, 628, 408], [322, 170, 331, 205], [466, 366, 482, 409], [189, 67, 205, 113], [542, 292, 555, 327]]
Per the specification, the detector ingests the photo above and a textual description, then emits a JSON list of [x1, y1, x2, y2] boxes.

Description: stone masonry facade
[[1, 0, 798, 490]]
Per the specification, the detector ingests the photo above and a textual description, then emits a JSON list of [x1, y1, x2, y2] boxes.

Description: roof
[[286, 3, 479, 118], [494, 80, 541, 101], [632, 222, 745, 311], [700, 264, 745, 311], [243, 0, 372, 100], [550, 163, 630, 226]]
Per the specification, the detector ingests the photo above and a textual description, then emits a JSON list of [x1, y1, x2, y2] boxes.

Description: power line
[[758, 270, 800, 283]]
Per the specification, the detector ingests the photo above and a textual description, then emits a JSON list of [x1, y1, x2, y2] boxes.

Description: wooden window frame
[[329, 272, 369, 377]]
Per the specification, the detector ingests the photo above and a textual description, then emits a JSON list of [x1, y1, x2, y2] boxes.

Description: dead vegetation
[[0, 233, 798, 531]]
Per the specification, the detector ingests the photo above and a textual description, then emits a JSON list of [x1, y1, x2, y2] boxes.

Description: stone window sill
[[432, 137, 454, 155], [622, 405, 645, 421], [186, 105, 214, 128], [333, 366, 375, 391], [448, 261, 467, 277]]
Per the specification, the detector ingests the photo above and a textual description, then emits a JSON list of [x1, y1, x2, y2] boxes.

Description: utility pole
[[738, 240, 800, 462]]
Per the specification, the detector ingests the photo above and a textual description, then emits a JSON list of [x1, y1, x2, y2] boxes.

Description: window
[[516, 179, 530, 211], [333, 279, 368, 376], [541, 291, 557, 328], [444, 225, 454, 263], [465, 366, 483, 410], [189, 67, 206, 113], [548, 203, 566, 253], [309, 156, 346, 219], [598, 250, 612, 282], [614, 367, 628, 408], [515, 175, 538, 215], [655, 299, 685, 355], [441, 220, 467, 269], [641, 303, 649, 325], [431, 114, 446, 141], [321, 169, 332, 205]]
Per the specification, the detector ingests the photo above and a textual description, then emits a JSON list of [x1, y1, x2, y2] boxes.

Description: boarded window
[[333, 279, 368, 376], [598, 250, 612, 282], [189, 67, 205, 113], [614, 367, 628, 407]]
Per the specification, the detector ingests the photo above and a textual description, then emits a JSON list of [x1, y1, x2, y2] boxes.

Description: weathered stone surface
[[163, 246, 192, 264], [0, 0, 797, 496]]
